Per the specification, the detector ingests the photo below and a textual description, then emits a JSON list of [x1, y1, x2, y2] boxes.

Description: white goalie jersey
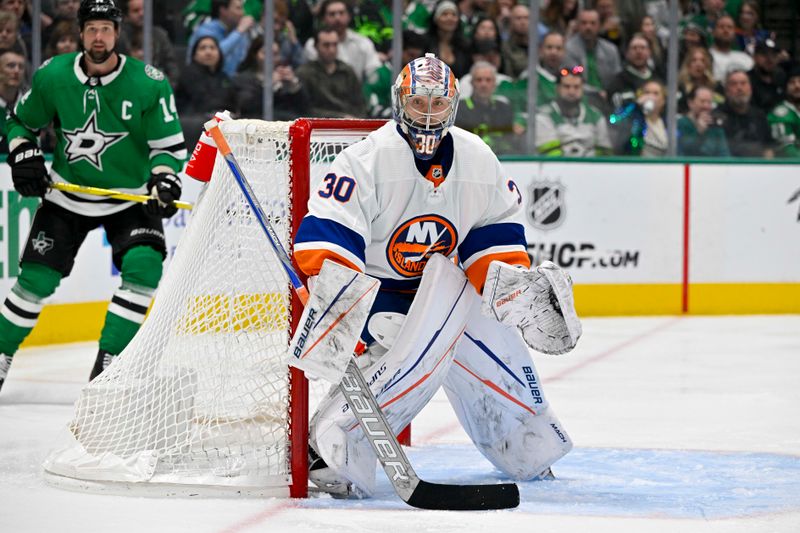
[[295, 121, 530, 291]]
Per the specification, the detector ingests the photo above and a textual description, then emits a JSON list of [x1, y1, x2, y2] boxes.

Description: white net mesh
[[43, 119, 380, 496]]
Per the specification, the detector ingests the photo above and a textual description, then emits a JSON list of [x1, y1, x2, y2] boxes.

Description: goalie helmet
[[392, 53, 460, 160], [78, 0, 123, 29]]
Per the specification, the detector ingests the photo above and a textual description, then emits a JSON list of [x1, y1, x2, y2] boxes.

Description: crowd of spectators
[[0, 0, 799, 159]]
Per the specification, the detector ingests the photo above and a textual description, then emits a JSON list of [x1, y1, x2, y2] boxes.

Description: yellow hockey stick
[[51, 182, 193, 210]]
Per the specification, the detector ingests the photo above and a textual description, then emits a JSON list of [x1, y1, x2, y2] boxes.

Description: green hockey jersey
[[496, 66, 559, 128], [8, 52, 186, 216], [0, 97, 10, 151], [535, 101, 612, 157], [768, 100, 800, 158]]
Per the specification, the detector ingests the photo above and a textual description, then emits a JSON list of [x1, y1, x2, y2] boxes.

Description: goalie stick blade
[[405, 480, 520, 511]]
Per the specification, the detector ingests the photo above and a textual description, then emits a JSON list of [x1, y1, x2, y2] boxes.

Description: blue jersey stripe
[[295, 215, 367, 264], [457, 222, 527, 263]]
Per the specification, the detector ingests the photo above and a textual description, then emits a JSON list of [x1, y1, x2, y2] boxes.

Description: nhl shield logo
[[528, 180, 565, 230]]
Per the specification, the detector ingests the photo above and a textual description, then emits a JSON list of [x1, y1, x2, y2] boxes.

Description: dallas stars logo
[[62, 111, 128, 171], [31, 231, 54, 255]]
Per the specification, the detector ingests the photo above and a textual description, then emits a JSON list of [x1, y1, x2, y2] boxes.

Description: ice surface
[[1, 316, 799, 532]]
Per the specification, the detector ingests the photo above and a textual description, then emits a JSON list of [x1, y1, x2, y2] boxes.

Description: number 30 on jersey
[[318, 173, 355, 202]]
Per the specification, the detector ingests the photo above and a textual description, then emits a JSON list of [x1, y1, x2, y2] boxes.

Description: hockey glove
[[145, 172, 182, 218], [8, 142, 49, 198]]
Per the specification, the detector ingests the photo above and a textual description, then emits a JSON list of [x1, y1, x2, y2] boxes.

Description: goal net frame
[[42, 118, 386, 499]]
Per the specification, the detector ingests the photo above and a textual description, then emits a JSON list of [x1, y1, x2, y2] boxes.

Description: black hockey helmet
[[78, 0, 123, 29]]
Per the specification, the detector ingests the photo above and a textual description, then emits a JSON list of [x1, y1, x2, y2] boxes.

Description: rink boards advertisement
[[0, 161, 797, 345], [510, 162, 685, 315]]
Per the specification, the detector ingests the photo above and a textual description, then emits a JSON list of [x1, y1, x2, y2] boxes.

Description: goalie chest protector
[[295, 122, 529, 290]]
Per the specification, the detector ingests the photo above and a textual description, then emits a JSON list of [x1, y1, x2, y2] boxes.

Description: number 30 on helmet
[[391, 53, 460, 160]]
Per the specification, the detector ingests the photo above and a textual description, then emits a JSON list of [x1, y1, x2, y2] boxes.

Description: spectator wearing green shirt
[[677, 85, 730, 157], [536, 66, 612, 157], [768, 67, 800, 158], [685, 0, 728, 42], [458, 39, 510, 100], [455, 61, 519, 154], [496, 31, 566, 133], [566, 9, 621, 94]]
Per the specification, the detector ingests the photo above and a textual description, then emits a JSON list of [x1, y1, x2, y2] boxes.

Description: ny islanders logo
[[386, 215, 457, 277]]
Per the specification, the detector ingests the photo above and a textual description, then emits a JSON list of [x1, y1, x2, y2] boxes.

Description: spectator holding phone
[[677, 85, 730, 156]]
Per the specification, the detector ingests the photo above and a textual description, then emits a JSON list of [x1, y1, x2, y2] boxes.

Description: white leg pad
[[443, 302, 573, 479], [310, 254, 474, 495]]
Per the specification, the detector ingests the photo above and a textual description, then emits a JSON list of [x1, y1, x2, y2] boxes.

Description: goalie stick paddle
[[205, 120, 520, 511]]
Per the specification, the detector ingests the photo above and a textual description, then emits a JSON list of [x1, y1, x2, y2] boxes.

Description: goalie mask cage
[[42, 118, 385, 498]]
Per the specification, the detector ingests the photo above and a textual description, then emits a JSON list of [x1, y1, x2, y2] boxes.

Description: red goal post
[[287, 119, 386, 497]]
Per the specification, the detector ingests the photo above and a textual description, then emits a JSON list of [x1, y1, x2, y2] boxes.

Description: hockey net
[[43, 118, 385, 497]]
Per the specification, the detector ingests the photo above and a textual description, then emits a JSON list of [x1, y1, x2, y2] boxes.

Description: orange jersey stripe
[[465, 251, 531, 293], [294, 248, 363, 277]]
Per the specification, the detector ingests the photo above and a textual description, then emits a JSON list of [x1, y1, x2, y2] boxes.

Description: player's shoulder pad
[[339, 122, 394, 161], [123, 54, 168, 84], [31, 52, 73, 82], [449, 126, 504, 183]]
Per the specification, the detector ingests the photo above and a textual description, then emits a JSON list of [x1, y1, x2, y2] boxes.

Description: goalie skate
[[308, 447, 368, 499]]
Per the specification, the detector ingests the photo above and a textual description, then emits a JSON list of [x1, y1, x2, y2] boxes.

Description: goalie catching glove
[[144, 171, 182, 218], [481, 260, 581, 355]]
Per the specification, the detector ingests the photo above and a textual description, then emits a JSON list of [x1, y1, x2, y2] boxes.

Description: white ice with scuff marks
[[1, 315, 799, 532]]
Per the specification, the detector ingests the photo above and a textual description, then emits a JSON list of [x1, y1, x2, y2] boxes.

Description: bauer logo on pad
[[288, 260, 380, 384]]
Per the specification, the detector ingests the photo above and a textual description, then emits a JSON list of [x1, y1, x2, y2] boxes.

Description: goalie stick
[[205, 120, 520, 511]]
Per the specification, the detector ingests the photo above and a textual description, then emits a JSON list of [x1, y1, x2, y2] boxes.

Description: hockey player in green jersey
[[0, 0, 187, 391]]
